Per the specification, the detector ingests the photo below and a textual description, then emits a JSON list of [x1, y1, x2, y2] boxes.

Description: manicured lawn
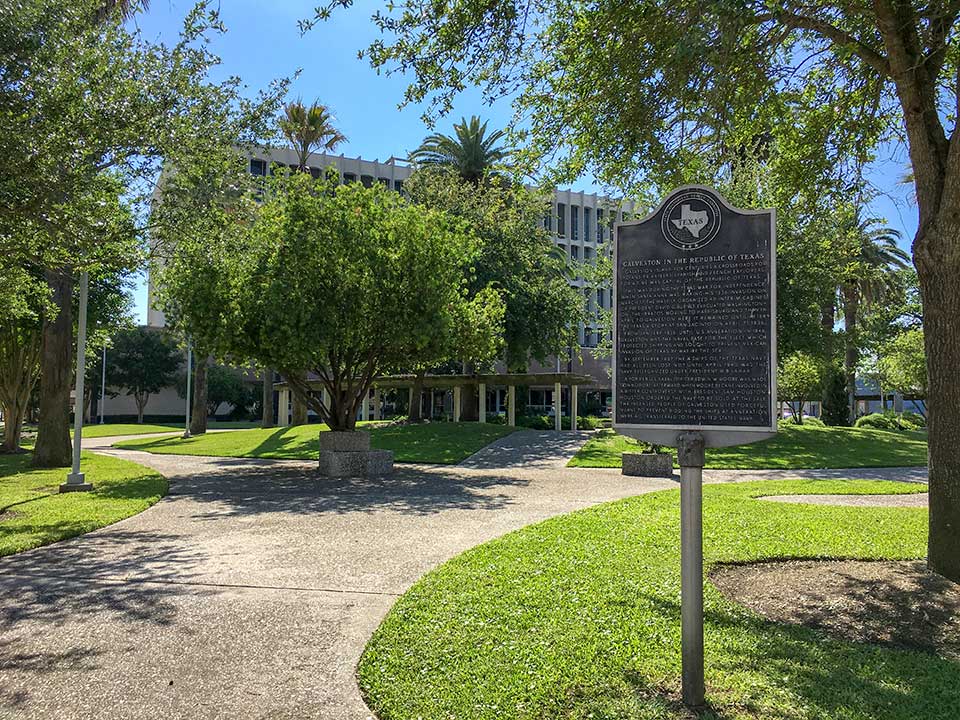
[[569, 423, 929, 469], [114, 422, 516, 464], [73, 420, 260, 439], [359, 479, 944, 720], [0, 452, 167, 557]]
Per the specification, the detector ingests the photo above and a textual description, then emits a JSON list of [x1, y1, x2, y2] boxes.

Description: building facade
[[143, 148, 634, 418]]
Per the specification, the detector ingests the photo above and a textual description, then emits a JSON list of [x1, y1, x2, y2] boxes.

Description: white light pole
[[183, 341, 192, 438], [99, 342, 107, 424], [61, 271, 92, 493]]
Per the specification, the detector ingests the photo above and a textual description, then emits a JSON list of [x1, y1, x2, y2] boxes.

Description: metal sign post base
[[678, 431, 705, 708]]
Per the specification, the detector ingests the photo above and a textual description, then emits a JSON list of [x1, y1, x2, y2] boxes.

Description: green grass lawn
[[0, 452, 167, 557], [569, 424, 929, 469], [359, 479, 945, 720], [113, 422, 516, 464], [72, 420, 260, 439]]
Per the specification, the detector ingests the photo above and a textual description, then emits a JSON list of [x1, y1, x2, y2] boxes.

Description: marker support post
[[677, 431, 705, 708]]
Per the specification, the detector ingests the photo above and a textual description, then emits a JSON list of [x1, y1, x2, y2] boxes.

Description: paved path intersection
[[0, 431, 927, 719]]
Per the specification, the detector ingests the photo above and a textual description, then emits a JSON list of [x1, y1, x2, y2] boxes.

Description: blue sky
[[130, 0, 918, 322]]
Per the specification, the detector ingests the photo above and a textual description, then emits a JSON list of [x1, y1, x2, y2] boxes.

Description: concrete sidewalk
[[0, 432, 927, 719], [0, 441, 673, 720]]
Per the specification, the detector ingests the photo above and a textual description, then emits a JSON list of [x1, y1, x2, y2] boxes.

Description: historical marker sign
[[613, 185, 777, 448]]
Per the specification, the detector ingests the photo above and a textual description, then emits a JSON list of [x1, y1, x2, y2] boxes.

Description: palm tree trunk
[[842, 287, 859, 423]]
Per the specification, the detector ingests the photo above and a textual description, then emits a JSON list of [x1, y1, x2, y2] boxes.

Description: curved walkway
[[0, 431, 927, 719]]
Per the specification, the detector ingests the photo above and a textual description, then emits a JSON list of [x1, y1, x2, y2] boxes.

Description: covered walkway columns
[[278, 388, 290, 427], [478, 382, 487, 423], [571, 384, 578, 431], [507, 385, 516, 427], [453, 386, 462, 422], [554, 381, 562, 431]]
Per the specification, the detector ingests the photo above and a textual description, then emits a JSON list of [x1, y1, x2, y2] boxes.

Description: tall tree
[[278, 99, 347, 172], [3, 0, 287, 466], [410, 116, 511, 184], [314, 0, 960, 580], [229, 174, 481, 432], [836, 214, 911, 420], [108, 328, 181, 424]]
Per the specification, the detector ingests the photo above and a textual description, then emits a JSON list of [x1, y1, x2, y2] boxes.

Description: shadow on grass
[[615, 590, 960, 720]]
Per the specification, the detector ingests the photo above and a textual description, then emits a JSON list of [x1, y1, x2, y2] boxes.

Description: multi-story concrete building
[[139, 147, 635, 420]]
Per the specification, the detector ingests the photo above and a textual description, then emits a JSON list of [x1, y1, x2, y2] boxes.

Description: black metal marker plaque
[[613, 185, 776, 448]]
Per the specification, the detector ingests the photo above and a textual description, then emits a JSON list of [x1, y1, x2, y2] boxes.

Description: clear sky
[[130, 0, 918, 322]]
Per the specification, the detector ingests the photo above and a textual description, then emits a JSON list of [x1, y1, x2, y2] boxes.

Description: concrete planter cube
[[621, 452, 674, 478], [318, 430, 394, 477]]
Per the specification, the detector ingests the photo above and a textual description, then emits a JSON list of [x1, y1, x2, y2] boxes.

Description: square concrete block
[[622, 452, 674, 478], [318, 449, 394, 477]]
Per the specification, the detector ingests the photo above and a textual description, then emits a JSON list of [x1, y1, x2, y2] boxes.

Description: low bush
[[778, 416, 825, 428], [855, 411, 925, 431]]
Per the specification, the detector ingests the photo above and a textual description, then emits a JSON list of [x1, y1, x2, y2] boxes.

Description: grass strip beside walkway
[[0, 452, 167, 558], [114, 422, 516, 464], [359, 479, 942, 720], [570, 424, 929, 469]]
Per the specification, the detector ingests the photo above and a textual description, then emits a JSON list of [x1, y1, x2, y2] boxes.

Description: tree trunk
[[261, 367, 274, 428], [135, 392, 147, 424], [460, 361, 478, 421], [289, 370, 309, 426], [190, 358, 208, 435], [842, 286, 859, 423], [1, 402, 25, 453], [915, 224, 960, 582], [32, 270, 74, 468], [409, 370, 426, 422], [820, 298, 836, 408]]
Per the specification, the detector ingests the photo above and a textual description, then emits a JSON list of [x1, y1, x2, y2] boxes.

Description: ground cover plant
[[114, 422, 515, 464], [72, 420, 259, 438], [0, 452, 167, 557], [358, 479, 944, 720], [569, 424, 928, 469]]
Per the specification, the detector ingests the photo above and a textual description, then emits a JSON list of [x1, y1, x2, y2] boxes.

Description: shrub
[[778, 416, 824, 429], [854, 411, 923, 431]]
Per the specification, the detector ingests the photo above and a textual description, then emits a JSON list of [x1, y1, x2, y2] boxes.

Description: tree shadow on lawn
[[167, 458, 531, 520], [622, 591, 960, 719]]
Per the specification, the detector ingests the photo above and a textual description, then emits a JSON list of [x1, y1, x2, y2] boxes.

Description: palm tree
[[410, 116, 511, 184], [838, 215, 911, 421], [96, 0, 149, 22], [279, 99, 347, 172]]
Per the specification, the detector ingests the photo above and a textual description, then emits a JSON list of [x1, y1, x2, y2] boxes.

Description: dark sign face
[[614, 186, 776, 446]]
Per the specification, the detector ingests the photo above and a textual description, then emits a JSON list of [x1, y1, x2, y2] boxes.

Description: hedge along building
[[145, 147, 636, 423]]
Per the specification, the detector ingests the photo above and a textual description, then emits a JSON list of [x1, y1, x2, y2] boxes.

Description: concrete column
[[479, 382, 487, 423], [430, 389, 435, 420], [554, 381, 562, 431], [508, 385, 516, 427], [453, 386, 462, 422], [278, 388, 290, 427], [373, 388, 381, 420], [361, 390, 369, 422], [571, 384, 578, 431], [408, 387, 414, 417]]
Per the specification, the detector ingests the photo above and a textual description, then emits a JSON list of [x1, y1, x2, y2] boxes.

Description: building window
[[557, 203, 566, 237], [394, 179, 404, 192], [250, 158, 267, 176], [571, 205, 579, 240], [584, 246, 593, 261], [596, 208, 604, 241], [309, 167, 321, 179], [378, 177, 390, 188], [597, 289, 605, 308], [543, 212, 552, 232], [361, 175, 374, 188], [571, 245, 579, 260], [343, 173, 357, 183], [584, 207, 591, 241]]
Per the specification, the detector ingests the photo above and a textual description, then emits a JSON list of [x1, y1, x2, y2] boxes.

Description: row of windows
[[546, 203, 626, 242], [250, 158, 404, 192]]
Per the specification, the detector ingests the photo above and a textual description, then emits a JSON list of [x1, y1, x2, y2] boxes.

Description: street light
[[61, 270, 92, 493], [183, 341, 192, 438], [99, 342, 106, 424]]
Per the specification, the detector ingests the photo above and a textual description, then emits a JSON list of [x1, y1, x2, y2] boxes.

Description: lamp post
[[61, 271, 92, 493], [183, 341, 192, 438], [99, 343, 107, 424]]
